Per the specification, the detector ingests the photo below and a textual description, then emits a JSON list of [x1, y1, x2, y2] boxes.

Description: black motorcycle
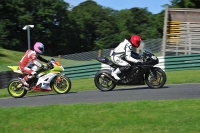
[[94, 48, 166, 91]]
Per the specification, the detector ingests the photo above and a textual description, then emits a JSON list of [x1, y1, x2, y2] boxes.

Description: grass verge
[[0, 99, 199, 133]]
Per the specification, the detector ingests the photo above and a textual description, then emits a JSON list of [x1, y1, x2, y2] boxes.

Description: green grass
[[0, 99, 199, 133], [0, 47, 24, 64], [166, 69, 200, 84]]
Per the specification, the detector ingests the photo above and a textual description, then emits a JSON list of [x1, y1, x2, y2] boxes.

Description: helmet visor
[[134, 41, 141, 48], [39, 47, 44, 53], [137, 41, 141, 46]]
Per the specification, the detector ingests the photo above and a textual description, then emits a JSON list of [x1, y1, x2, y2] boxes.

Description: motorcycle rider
[[110, 35, 142, 80], [19, 42, 49, 90]]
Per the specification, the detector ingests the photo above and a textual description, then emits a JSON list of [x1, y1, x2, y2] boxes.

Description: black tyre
[[94, 69, 116, 91], [52, 75, 71, 94], [7, 78, 27, 98], [145, 68, 166, 89]]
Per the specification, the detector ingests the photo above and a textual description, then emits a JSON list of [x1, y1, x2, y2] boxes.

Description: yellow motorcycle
[[7, 58, 71, 98]]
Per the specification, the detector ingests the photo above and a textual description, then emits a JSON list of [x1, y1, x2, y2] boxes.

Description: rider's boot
[[111, 68, 121, 80], [20, 76, 30, 90]]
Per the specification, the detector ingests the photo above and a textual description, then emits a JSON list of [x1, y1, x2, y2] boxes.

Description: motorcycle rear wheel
[[7, 78, 27, 98], [52, 75, 71, 94], [94, 70, 116, 91], [145, 68, 166, 89]]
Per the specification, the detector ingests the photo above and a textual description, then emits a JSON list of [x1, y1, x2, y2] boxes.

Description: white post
[[27, 26, 30, 49], [162, 5, 169, 56], [176, 38, 178, 56], [189, 34, 191, 54], [23, 25, 34, 50]]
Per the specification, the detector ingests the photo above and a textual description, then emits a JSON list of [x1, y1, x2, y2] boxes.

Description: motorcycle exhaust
[[102, 73, 118, 83]]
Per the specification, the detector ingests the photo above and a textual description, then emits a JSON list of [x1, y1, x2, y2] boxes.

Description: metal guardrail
[[63, 62, 101, 79], [0, 71, 20, 89], [165, 54, 200, 71]]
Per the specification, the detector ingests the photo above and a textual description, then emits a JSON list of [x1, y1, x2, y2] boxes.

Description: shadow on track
[[22, 91, 77, 98], [112, 85, 170, 91]]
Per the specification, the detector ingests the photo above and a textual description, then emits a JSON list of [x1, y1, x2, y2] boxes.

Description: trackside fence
[[63, 62, 101, 79], [165, 54, 200, 71], [0, 71, 20, 89]]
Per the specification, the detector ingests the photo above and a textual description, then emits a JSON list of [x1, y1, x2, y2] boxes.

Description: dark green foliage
[[70, 1, 119, 50], [170, 0, 200, 8], [0, 0, 71, 55], [0, 0, 190, 55]]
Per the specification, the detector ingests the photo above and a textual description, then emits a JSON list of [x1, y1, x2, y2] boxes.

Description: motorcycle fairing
[[116, 70, 145, 85], [50, 63, 64, 72], [36, 73, 58, 90], [96, 57, 114, 66], [116, 64, 154, 85]]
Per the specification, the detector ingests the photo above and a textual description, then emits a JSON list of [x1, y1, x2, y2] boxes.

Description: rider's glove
[[41, 65, 48, 70], [137, 60, 143, 65], [47, 62, 54, 69]]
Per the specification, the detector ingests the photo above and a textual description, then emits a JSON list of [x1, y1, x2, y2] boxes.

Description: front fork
[[149, 69, 157, 80], [54, 73, 66, 84]]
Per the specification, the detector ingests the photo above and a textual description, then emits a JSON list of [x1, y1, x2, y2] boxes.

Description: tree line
[[0, 0, 199, 56]]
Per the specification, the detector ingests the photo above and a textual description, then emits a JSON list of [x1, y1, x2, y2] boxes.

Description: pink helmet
[[34, 42, 44, 54]]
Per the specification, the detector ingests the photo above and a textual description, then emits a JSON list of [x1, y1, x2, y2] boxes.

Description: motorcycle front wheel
[[145, 68, 166, 89], [94, 69, 116, 91], [7, 78, 27, 98], [52, 75, 71, 94]]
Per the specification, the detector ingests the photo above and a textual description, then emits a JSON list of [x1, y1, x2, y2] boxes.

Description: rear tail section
[[8, 66, 23, 74]]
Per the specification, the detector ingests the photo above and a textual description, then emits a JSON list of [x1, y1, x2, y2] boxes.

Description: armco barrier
[[63, 62, 101, 79], [0, 71, 21, 89], [165, 54, 200, 71]]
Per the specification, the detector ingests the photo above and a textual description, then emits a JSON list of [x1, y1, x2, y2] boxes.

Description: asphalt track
[[0, 83, 199, 107]]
